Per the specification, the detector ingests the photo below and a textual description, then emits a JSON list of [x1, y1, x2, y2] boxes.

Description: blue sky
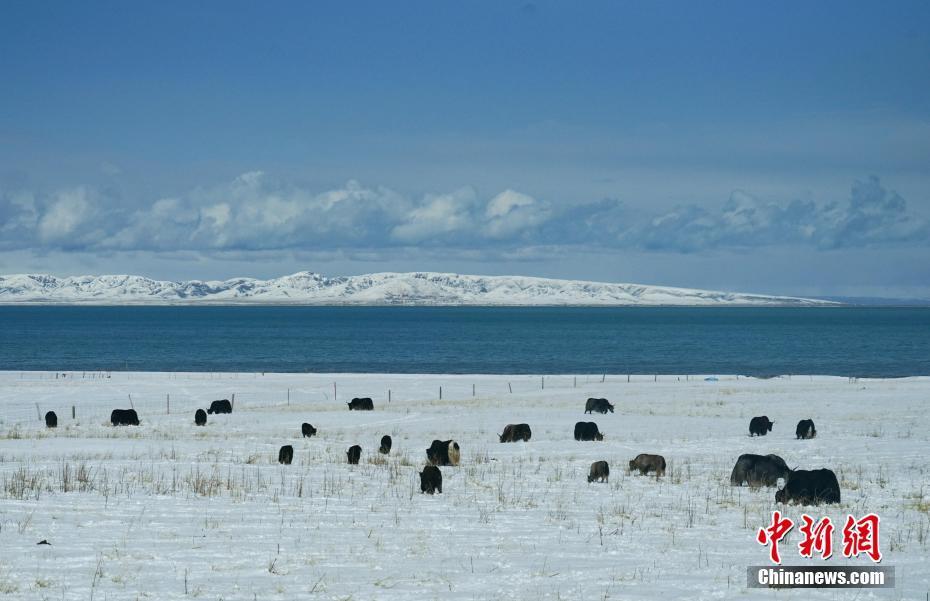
[[1, 1, 928, 297]]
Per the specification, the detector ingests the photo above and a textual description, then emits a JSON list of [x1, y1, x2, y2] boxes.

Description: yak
[[347, 445, 362, 465], [347, 397, 374, 411], [573, 421, 603, 441], [749, 416, 774, 436], [730, 453, 789, 487], [584, 398, 614, 414], [629, 453, 666, 477], [45, 411, 57, 428], [498, 423, 532, 443], [301, 423, 317, 438], [194, 409, 207, 426], [426, 439, 460, 466], [379, 435, 392, 454], [795, 419, 817, 440], [420, 465, 442, 494], [588, 460, 610, 483], [278, 445, 294, 465], [207, 399, 232, 414], [776, 468, 840, 505], [110, 409, 140, 426]]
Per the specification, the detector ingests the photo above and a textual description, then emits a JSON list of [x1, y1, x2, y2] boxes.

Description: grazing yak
[[379, 435, 392, 454], [347, 397, 374, 411], [775, 468, 840, 505], [194, 409, 207, 426], [749, 415, 774, 436], [730, 453, 790, 487], [278, 445, 294, 465], [499, 423, 532, 443], [347, 445, 362, 465], [584, 398, 614, 414], [110, 409, 140, 426], [629, 453, 666, 477], [573, 421, 603, 441], [301, 423, 317, 438], [207, 399, 232, 414], [588, 461, 610, 483], [420, 465, 442, 494], [45, 411, 57, 429], [796, 419, 817, 440], [426, 439, 460, 466]]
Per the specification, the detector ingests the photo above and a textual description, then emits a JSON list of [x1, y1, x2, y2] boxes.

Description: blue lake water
[[0, 306, 928, 376]]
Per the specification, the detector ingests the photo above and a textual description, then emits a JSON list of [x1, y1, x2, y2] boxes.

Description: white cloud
[[391, 188, 477, 243], [1, 174, 925, 258], [483, 189, 550, 240]]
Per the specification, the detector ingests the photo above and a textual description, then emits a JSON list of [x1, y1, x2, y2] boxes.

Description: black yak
[[301, 423, 317, 438], [278, 445, 294, 465], [45, 411, 57, 428], [379, 435, 392, 454], [795, 419, 817, 440], [776, 469, 840, 505], [584, 398, 614, 414], [749, 416, 774, 436], [194, 409, 207, 426], [347, 397, 374, 411], [347, 445, 362, 465], [573, 421, 603, 441], [420, 465, 442, 494], [207, 399, 232, 414], [730, 453, 789, 487], [498, 423, 532, 442], [110, 409, 140, 426]]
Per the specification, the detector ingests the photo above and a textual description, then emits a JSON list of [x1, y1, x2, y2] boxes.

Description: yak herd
[[70, 394, 837, 504]]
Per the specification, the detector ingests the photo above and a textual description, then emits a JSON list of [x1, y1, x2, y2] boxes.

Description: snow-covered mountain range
[[0, 271, 836, 306]]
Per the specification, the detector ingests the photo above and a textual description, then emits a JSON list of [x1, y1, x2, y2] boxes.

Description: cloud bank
[[1, 173, 926, 259]]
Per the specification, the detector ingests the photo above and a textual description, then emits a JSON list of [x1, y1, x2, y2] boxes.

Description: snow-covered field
[[0, 372, 926, 600]]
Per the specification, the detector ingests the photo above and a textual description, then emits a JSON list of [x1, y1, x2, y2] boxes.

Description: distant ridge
[[0, 271, 838, 306]]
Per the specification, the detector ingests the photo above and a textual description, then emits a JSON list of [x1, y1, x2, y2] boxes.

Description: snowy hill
[[0, 271, 836, 306]]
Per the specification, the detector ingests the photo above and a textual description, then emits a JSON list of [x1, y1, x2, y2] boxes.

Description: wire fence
[[0, 371, 771, 428]]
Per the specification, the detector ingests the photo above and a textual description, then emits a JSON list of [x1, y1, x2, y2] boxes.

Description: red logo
[[842, 513, 882, 563], [758, 512, 882, 563], [798, 515, 834, 559], [757, 510, 794, 564]]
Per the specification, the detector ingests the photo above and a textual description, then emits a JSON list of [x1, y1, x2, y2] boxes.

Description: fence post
[[72, 405, 75, 419], [35, 403, 41, 421], [574, 376, 576, 388], [541, 376, 544, 390], [472, 383, 475, 397], [388, 389, 391, 403], [439, 386, 442, 400], [333, 382, 337, 402], [231, 393, 235, 410], [508, 382, 512, 393], [167, 393, 170, 415], [128, 394, 134, 410], [287, 388, 290, 406]]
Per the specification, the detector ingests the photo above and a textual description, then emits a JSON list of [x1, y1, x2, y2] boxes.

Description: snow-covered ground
[[0, 372, 925, 600], [0, 271, 835, 305]]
